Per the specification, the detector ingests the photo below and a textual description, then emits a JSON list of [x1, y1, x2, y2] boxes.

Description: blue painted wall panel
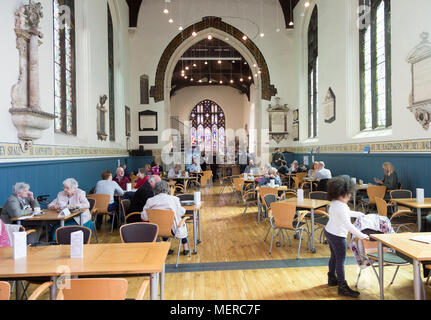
[[283, 152, 431, 197], [0, 156, 153, 205]]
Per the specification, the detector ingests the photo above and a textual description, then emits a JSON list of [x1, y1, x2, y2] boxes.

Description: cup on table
[[359, 179, 363, 185], [126, 183, 132, 192], [33, 207, 41, 214]]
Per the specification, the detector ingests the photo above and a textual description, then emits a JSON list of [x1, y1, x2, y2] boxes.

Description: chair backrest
[[271, 202, 296, 229], [87, 198, 95, 213], [125, 212, 143, 224], [366, 186, 387, 205], [56, 226, 92, 245], [177, 194, 194, 202], [292, 177, 301, 189], [120, 223, 159, 243], [233, 178, 245, 192], [390, 189, 412, 199], [317, 179, 330, 192], [0, 281, 10, 300], [284, 191, 297, 199], [259, 188, 278, 207], [263, 194, 277, 209], [87, 194, 110, 214], [121, 199, 131, 217], [58, 278, 128, 300], [309, 191, 328, 201], [146, 210, 175, 238], [375, 197, 388, 217]]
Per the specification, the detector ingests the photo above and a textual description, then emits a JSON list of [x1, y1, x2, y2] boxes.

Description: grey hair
[[63, 178, 78, 189], [13, 182, 30, 195], [319, 161, 325, 167], [154, 180, 170, 195], [269, 167, 278, 175]]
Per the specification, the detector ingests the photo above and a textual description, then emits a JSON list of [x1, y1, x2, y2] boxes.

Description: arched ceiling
[[125, 0, 300, 29]]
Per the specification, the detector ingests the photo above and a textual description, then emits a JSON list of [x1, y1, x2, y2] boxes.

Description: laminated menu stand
[[417, 188, 425, 204], [70, 230, 84, 258], [297, 189, 304, 202], [13, 232, 27, 260]]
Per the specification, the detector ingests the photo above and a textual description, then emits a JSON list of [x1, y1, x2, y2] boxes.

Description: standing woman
[[374, 162, 399, 190], [48, 178, 94, 240], [324, 177, 369, 298]]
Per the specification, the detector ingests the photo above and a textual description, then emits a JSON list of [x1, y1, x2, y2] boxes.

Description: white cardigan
[[141, 193, 188, 239]]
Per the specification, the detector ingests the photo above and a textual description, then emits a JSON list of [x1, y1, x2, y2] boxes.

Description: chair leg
[[356, 269, 362, 288], [426, 273, 431, 285], [390, 266, 400, 285], [297, 229, 304, 260], [269, 229, 275, 255], [176, 239, 181, 268], [110, 212, 116, 234], [19, 281, 30, 300], [93, 214, 99, 243], [242, 204, 249, 218], [264, 224, 271, 242]]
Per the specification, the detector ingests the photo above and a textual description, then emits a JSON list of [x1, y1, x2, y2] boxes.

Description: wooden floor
[[15, 184, 431, 300]]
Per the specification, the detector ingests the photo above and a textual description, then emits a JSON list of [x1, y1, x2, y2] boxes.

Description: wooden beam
[[126, 0, 143, 28]]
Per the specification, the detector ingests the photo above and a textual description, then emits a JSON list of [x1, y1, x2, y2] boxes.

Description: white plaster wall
[[128, 0, 293, 150], [0, 0, 129, 150], [290, 0, 431, 148]]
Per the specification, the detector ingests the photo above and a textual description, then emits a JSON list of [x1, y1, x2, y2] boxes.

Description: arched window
[[308, 6, 318, 138], [359, 0, 391, 130], [190, 100, 226, 154], [53, 0, 76, 135], [108, 4, 115, 141]]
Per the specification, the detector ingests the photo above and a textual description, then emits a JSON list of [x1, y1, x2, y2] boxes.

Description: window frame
[[308, 6, 318, 139], [108, 4, 115, 141]]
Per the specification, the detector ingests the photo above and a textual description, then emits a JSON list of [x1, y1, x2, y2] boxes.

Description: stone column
[[28, 31, 40, 110]]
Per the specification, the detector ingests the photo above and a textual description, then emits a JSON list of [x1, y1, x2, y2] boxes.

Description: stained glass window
[[308, 6, 318, 138], [360, 0, 391, 130], [190, 100, 226, 154], [53, 0, 76, 135]]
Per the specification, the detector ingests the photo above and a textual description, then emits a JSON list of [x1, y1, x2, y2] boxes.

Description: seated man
[[259, 168, 282, 186], [278, 160, 289, 175], [94, 171, 124, 229], [1, 182, 42, 244], [129, 175, 160, 213], [314, 161, 332, 181], [271, 148, 285, 168], [168, 165, 182, 178], [113, 167, 130, 191], [141, 181, 190, 255], [189, 157, 202, 174], [244, 160, 260, 175]]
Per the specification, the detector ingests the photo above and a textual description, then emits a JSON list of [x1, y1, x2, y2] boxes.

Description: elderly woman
[[259, 167, 282, 186], [49, 178, 94, 240], [374, 162, 399, 190], [1, 182, 41, 244], [141, 180, 190, 255]]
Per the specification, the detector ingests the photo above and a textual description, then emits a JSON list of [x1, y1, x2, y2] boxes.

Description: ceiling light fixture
[[260, 32, 265, 38], [168, 18, 174, 23], [185, 66, 189, 70], [179, 26, 183, 31], [240, 78, 243, 82], [242, 35, 248, 41], [220, 80, 223, 84], [163, 8, 169, 14], [304, 1, 310, 8], [208, 35, 213, 40], [218, 60, 222, 64], [192, 31, 197, 37], [204, 61, 208, 65], [193, 63, 197, 67], [230, 79, 234, 84]]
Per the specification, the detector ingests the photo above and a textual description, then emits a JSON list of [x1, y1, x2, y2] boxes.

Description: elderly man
[[1, 182, 42, 244], [259, 167, 282, 186], [141, 180, 190, 255], [315, 161, 333, 181], [129, 175, 161, 213], [168, 165, 182, 178], [113, 167, 130, 191], [189, 157, 202, 174], [244, 160, 260, 175]]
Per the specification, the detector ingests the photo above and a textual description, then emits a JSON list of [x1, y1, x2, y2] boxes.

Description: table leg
[[50, 276, 57, 300], [160, 264, 165, 300], [378, 241, 384, 300], [197, 208, 202, 244], [17, 221, 22, 226], [257, 194, 261, 224], [413, 260, 422, 300], [150, 273, 158, 300], [193, 210, 198, 254], [16, 280, 21, 300], [417, 208, 422, 232], [60, 220, 65, 227], [310, 208, 316, 253]]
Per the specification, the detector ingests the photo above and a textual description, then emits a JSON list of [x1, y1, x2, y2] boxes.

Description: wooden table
[[0, 242, 170, 300], [12, 209, 85, 227], [303, 177, 318, 192], [163, 176, 199, 192], [391, 198, 431, 232], [281, 198, 331, 253], [182, 203, 203, 254], [370, 233, 431, 300]]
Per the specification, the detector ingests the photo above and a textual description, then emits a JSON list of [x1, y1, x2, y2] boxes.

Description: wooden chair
[[233, 178, 245, 203], [125, 212, 143, 224], [375, 197, 417, 233], [258, 188, 279, 221], [389, 189, 413, 212], [146, 209, 190, 268], [200, 170, 213, 188], [359, 186, 387, 213], [28, 278, 150, 300], [86, 197, 98, 243], [120, 199, 131, 225], [306, 191, 330, 243], [56, 226, 92, 245], [266, 202, 310, 259], [219, 175, 235, 194], [87, 194, 117, 234], [120, 223, 159, 243], [0, 281, 10, 300], [240, 187, 259, 219]]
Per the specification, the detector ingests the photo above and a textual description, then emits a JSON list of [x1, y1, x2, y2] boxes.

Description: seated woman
[[259, 168, 282, 186], [134, 168, 149, 189], [1, 182, 42, 244], [48, 178, 94, 240], [374, 162, 399, 190], [141, 181, 190, 255], [151, 161, 160, 176], [308, 162, 320, 178], [168, 165, 182, 178]]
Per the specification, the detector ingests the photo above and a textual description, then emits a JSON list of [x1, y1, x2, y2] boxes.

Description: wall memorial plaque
[[323, 87, 336, 124], [139, 110, 158, 131]]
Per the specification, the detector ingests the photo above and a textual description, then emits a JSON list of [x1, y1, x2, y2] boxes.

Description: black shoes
[[183, 250, 190, 256], [168, 249, 174, 255], [328, 273, 338, 287], [338, 281, 360, 298]]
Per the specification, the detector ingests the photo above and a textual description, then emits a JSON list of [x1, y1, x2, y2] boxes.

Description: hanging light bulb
[[198, 79, 202, 83], [204, 61, 208, 65], [193, 63, 197, 68], [240, 78, 244, 82], [190, 78, 194, 82], [253, 63, 257, 68], [230, 79, 234, 84], [163, 8, 169, 14], [209, 80, 212, 84], [168, 18, 174, 24], [179, 26, 184, 31], [192, 31, 197, 37], [254, 73, 258, 77], [289, 21, 294, 26], [208, 35, 213, 40], [184, 76, 188, 79], [220, 80, 223, 84], [185, 66, 189, 70], [304, 1, 310, 8], [218, 60, 222, 64], [242, 35, 248, 41], [260, 32, 265, 38], [248, 76, 252, 80]]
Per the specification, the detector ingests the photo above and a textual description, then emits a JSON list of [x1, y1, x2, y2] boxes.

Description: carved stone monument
[[406, 32, 431, 130], [267, 97, 290, 144], [97, 95, 108, 141], [9, 0, 56, 151]]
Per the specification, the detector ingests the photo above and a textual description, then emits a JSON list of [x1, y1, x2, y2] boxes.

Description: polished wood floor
[[15, 184, 431, 300]]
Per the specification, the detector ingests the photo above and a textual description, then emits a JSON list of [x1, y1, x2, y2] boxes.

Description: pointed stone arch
[[150, 16, 277, 103]]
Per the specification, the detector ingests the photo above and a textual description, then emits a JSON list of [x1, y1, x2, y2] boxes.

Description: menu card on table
[[58, 207, 71, 218], [126, 183, 132, 192], [70, 230, 84, 258], [13, 232, 27, 260], [417, 188, 425, 203], [297, 189, 304, 202]]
